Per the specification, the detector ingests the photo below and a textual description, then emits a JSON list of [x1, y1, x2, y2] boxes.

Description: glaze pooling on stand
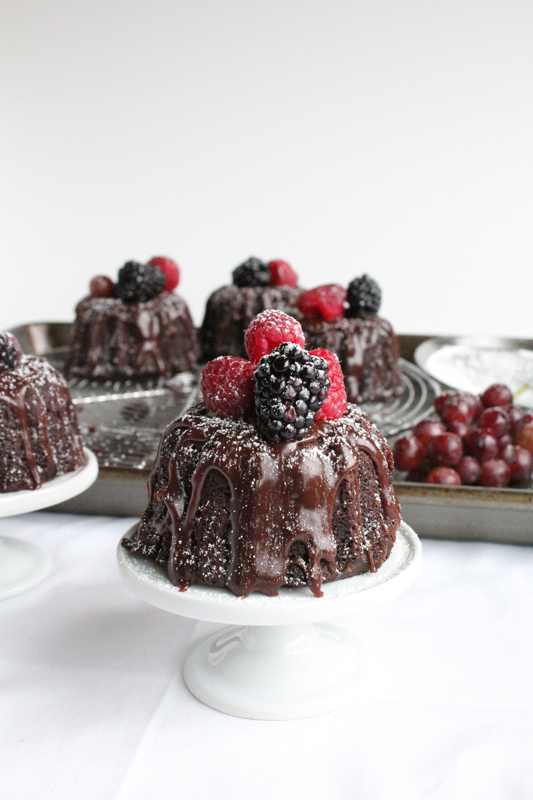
[[124, 403, 401, 597], [302, 315, 403, 404], [0, 356, 85, 492], [66, 292, 199, 380]]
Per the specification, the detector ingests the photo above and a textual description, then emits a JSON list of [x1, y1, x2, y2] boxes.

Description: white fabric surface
[[1, 511, 532, 800]]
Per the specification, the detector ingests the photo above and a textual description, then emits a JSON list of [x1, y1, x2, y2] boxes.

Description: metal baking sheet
[[10, 321, 438, 465], [8, 323, 533, 545]]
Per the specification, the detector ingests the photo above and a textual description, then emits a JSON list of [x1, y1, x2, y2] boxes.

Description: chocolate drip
[[302, 315, 403, 404], [344, 322, 375, 403], [128, 403, 401, 597], [0, 356, 85, 491], [200, 284, 302, 361], [66, 291, 199, 380], [0, 379, 52, 486]]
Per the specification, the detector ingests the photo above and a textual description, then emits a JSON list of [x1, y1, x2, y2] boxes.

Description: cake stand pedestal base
[[0, 448, 98, 600], [0, 536, 50, 600], [119, 521, 421, 721], [185, 622, 369, 720]]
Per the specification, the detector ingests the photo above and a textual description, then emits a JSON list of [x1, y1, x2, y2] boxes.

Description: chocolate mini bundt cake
[[0, 333, 85, 492], [66, 256, 199, 380], [298, 276, 403, 404], [124, 310, 401, 597], [199, 256, 302, 361]]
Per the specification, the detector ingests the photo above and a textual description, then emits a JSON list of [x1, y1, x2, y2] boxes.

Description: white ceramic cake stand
[[118, 521, 421, 720], [0, 448, 98, 600]]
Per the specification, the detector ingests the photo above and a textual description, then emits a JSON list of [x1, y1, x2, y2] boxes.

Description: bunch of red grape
[[394, 383, 533, 487]]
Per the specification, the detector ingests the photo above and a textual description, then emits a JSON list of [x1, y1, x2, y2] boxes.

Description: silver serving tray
[[8, 324, 533, 545]]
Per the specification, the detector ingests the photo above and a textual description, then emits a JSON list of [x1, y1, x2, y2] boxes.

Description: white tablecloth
[[1, 512, 532, 800]]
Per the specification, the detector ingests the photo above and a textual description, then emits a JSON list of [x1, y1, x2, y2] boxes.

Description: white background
[[1, 0, 532, 337]]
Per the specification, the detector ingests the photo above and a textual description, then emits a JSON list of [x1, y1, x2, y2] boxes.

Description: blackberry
[[115, 261, 166, 304], [232, 257, 271, 288], [346, 274, 381, 318], [0, 332, 21, 373], [254, 342, 331, 442]]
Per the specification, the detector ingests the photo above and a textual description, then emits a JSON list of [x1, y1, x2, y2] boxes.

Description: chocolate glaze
[[200, 284, 302, 361], [302, 315, 403, 404], [66, 291, 199, 380], [0, 356, 85, 492], [124, 402, 401, 597]]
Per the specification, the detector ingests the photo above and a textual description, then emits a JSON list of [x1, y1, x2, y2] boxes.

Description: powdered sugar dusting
[[0, 355, 85, 491], [126, 400, 400, 597], [424, 345, 533, 406]]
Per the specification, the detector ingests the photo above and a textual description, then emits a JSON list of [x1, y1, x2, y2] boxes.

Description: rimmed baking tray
[[9, 324, 533, 545]]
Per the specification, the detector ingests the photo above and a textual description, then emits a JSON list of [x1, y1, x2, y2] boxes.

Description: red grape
[[441, 397, 475, 426], [394, 435, 425, 471], [447, 420, 470, 439], [478, 407, 510, 439], [481, 383, 513, 408], [463, 393, 483, 420], [499, 443, 517, 466], [509, 447, 533, 483], [465, 430, 499, 462], [426, 467, 462, 485], [479, 459, 511, 487], [508, 405, 526, 435], [457, 456, 481, 485], [412, 419, 446, 445], [400, 383, 532, 490], [426, 433, 463, 467], [434, 391, 461, 417], [498, 434, 512, 449]]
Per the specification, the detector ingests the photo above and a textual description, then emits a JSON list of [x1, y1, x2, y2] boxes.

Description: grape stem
[[513, 384, 532, 400]]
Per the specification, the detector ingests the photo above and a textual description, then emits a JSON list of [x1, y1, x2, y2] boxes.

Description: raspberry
[[268, 259, 298, 288], [232, 257, 270, 288], [296, 284, 346, 322], [309, 349, 347, 421], [244, 310, 305, 364], [116, 261, 166, 303], [148, 256, 180, 291], [254, 343, 330, 442], [0, 332, 22, 373], [346, 274, 381, 318], [201, 357, 255, 418]]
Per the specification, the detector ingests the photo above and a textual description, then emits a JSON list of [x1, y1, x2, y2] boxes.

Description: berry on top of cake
[[66, 256, 198, 380], [298, 274, 403, 404], [199, 256, 303, 361], [124, 310, 400, 597], [0, 332, 85, 492]]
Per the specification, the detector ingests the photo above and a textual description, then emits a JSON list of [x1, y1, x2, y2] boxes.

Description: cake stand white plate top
[[118, 520, 421, 720], [0, 448, 98, 599]]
